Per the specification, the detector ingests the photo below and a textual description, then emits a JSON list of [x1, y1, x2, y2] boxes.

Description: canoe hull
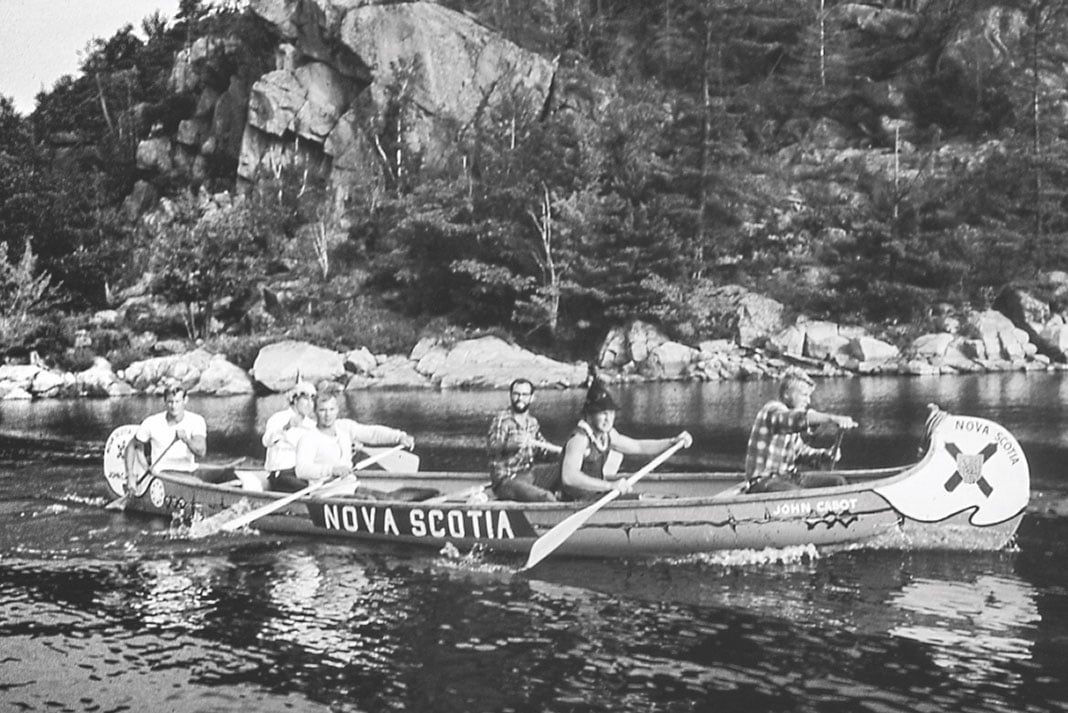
[[115, 411, 1030, 559]]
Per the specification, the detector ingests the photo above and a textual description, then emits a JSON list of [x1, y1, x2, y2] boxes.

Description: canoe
[[101, 411, 1030, 559]]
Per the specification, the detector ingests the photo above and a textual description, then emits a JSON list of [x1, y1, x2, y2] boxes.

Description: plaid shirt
[[487, 409, 547, 484], [744, 400, 824, 482]]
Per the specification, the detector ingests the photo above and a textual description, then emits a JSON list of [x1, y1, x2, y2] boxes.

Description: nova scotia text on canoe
[[101, 411, 1030, 559]]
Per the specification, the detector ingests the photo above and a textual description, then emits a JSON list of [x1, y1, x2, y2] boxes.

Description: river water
[[1, 373, 1066, 712]]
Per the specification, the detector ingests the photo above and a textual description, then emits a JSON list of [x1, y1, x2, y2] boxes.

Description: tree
[[148, 194, 270, 339]]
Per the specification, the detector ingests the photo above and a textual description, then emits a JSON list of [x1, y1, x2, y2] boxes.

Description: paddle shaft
[[219, 444, 408, 532], [105, 434, 179, 510], [521, 439, 686, 571], [829, 428, 846, 471]]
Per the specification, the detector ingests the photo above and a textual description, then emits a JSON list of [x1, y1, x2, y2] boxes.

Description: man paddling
[[262, 381, 317, 492], [292, 383, 415, 493], [487, 378, 563, 502], [124, 384, 207, 492], [744, 368, 857, 493], [558, 380, 692, 500]]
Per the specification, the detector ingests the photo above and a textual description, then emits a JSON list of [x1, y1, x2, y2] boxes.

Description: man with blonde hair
[[744, 368, 856, 493]]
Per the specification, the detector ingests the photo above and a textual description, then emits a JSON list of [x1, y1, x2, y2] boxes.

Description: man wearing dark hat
[[487, 378, 563, 501], [262, 381, 317, 492], [744, 368, 857, 493], [559, 380, 691, 500]]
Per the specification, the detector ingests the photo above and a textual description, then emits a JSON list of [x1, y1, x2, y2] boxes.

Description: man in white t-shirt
[[125, 384, 207, 494], [292, 383, 414, 491], [262, 381, 317, 492]]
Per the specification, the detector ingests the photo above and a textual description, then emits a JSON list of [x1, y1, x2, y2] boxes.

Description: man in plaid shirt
[[487, 378, 563, 501], [745, 368, 857, 492]]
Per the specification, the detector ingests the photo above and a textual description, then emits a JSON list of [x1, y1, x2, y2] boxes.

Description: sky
[[0, 0, 182, 115]]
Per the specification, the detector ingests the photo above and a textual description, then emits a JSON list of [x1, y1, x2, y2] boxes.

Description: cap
[[290, 381, 316, 400], [583, 379, 618, 413]]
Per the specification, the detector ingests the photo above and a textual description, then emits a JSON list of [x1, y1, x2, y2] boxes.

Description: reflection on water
[[2, 372, 1068, 711], [889, 575, 1040, 682]]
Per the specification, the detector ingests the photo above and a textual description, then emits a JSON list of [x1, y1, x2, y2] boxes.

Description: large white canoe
[[102, 411, 1030, 559]]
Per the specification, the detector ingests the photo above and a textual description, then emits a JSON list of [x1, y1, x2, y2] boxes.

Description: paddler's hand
[[328, 464, 353, 478], [399, 433, 415, 450], [673, 431, 693, 449], [610, 478, 632, 495], [834, 416, 858, 430], [534, 439, 563, 455]]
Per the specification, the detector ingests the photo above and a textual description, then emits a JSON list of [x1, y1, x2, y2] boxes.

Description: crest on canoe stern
[[875, 414, 1029, 527]]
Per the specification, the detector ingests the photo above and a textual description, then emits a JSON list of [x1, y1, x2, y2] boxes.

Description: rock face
[[239, 0, 555, 195]]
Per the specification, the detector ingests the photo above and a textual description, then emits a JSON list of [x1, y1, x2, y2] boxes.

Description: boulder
[[910, 333, 953, 358], [627, 320, 668, 364], [414, 343, 450, 378], [250, 340, 347, 392], [346, 355, 431, 390], [344, 346, 377, 375], [0, 364, 40, 391], [30, 369, 66, 397], [735, 292, 786, 346], [641, 341, 700, 379], [848, 336, 900, 363], [597, 326, 629, 369], [426, 336, 586, 389], [122, 349, 215, 393], [191, 354, 256, 395], [75, 357, 123, 398], [135, 137, 173, 173], [766, 325, 806, 356], [994, 287, 1050, 332]]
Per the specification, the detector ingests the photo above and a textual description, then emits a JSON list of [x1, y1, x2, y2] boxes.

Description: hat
[[583, 380, 618, 413], [289, 381, 316, 400]]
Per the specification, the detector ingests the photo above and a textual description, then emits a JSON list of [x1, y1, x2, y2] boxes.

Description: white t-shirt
[[261, 408, 316, 471], [135, 411, 207, 473], [295, 419, 406, 482]]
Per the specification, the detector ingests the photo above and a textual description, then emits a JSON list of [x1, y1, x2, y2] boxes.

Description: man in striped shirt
[[744, 368, 857, 493]]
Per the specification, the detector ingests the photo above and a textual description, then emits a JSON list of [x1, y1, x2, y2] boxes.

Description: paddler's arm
[[342, 419, 415, 450], [294, 431, 347, 481], [175, 427, 206, 459], [612, 430, 692, 457]]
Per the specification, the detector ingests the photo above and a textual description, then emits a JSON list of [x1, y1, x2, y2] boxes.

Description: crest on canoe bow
[[874, 414, 1030, 527]]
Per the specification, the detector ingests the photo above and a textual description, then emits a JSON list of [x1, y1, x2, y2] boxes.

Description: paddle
[[359, 445, 420, 472], [829, 428, 846, 471], [191, 444, 408, 538], [104, 433, 179, 511], [520, 440, 686, 571]]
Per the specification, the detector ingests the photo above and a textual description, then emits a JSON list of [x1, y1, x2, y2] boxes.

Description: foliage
[[0, 240, 59, 349], [146, 193, 270, 339]]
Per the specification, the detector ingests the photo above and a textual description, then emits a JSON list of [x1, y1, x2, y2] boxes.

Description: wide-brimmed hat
[[583, 380, 618, 413]]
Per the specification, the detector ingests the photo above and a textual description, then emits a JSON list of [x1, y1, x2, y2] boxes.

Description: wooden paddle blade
[[522, 491, 621, 570], [360, 446, 420, 472], [520, 440, 685, 571]]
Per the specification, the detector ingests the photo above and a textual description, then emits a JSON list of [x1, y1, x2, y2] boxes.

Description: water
[[1, 373, 1067, 712]]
